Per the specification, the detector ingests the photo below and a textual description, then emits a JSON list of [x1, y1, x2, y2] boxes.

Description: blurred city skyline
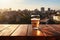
[[0, 0, 60, 10]]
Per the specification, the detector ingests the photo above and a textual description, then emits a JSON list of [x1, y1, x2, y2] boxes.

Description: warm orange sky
[[0, 0, 60, 10]]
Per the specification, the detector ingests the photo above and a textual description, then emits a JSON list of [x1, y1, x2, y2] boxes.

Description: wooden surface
[[0, 24, 60, 36]]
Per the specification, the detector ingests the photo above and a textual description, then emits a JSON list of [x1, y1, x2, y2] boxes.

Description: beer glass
[[31, 15, 40, 30]]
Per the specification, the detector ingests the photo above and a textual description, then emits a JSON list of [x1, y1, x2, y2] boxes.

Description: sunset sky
[[0, 0, 60, 10]]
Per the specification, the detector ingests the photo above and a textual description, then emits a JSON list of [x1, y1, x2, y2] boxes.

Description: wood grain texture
[[27, 24, 45, 36], [11, 24, 28, 36], [27, 24, 32, 36], [39, 24, 60, 36], [0, 24, 19, 36], [0, 24, 60, 36]]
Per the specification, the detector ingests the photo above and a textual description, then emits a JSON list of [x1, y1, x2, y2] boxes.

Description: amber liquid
[[31, 18, 40, 28]]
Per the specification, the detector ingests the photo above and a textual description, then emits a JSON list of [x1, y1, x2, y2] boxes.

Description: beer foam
[[31, 18, 40, 20]]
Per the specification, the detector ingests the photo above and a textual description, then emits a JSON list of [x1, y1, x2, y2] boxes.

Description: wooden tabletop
[[0, 24, 60, 36]]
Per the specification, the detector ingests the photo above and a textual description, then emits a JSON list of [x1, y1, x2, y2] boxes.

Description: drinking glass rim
[[31, 15, 40, 17]]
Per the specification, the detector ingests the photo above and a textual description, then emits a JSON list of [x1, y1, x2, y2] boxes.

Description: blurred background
[[0, 7, 60, 24]]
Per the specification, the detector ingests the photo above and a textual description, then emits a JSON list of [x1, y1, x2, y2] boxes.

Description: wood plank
[[27, 24, 45, 36], [39, 24, 60, 36], [0, 24, 19, 36], [39, 25, 55, 36], [39, 25, 50, 36], [0, 24, 60, 36], [50, 24, 60, 32], [0, 24, 11, 31], [11, 24, 28, 36], [47, 24, 60, 36], [32, 29, 45, 36], [27, 24, 32, 36]]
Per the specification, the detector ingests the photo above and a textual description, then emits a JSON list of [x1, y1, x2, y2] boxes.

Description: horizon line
[[0, 7, 60, 11]]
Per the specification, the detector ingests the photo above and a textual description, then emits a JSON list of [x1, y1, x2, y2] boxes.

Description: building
[[41, 7, 45, 12], [48, 8, 51, 11]]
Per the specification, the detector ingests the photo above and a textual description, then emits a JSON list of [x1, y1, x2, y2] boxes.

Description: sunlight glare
[[0, 0, 11, 4]]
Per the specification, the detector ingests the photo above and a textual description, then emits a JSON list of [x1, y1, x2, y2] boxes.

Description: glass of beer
[[31, 15, 40, 30]]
